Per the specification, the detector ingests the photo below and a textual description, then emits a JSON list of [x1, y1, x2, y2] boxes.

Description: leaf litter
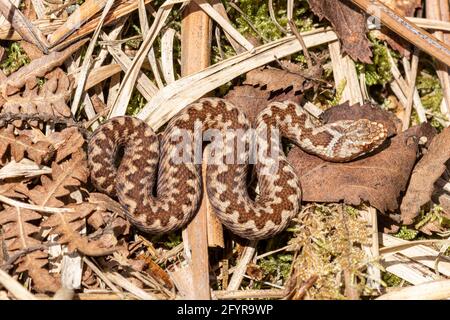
[[0, 0, 449, 301]]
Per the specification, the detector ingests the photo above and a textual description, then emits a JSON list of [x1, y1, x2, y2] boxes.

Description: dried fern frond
[[0, 125, 54, 164], [25, 151, 89, 207], [41, 202, 117, 256], [0, 68, 73, 121], [0, 206, 59, 292]]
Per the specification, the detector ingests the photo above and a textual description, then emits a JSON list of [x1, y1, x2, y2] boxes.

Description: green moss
[[416, 70, 444, 130], [415, 205, 450, 230], [356, 36, 395, 86], [382, 271, 407, 287], [226, 0, 313, 42], [1, 42, 30, 75], [329, 78, 346, 106], [127, 89, 146, 116], [258, 253, 293, 281], [394, 226, 419, 241]]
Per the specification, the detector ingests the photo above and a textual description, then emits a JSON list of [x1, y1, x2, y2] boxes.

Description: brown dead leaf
[[307, 0, 372, 63], [244, 67, 308, 93], [19, 41, 44, 60], [288, 122, 433, 213], [400, 126, 450, 224], [225, 85, 303, 125]]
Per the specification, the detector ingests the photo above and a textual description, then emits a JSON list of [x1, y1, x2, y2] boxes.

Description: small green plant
[[356, 36, 395, 86], [0, 42, 30, 75]]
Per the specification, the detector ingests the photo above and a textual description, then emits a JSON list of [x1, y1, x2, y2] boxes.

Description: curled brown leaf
[[400, 126, 450, 224]]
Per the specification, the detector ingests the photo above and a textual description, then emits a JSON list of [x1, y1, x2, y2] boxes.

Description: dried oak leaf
[[244, 67, 308, 93], [308, 0, 372, 63], [0, 68, 74, 120], [25, 151, 89, 207], [288, 120, 432, 213], [0, 125, 54, 164], [41, 203, 117, 256], [225, 85, 303, 125], [0, 206, 60, 292], [400, 126, 450, 224]]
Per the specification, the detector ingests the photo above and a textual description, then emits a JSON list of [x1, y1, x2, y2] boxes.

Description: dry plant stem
[[376, 279, 450, 300], [193, 0, 254, 51], [288, 20, 312, 69], [214, 289, 286, 300], [180, 1, 212, 300], [138, 0, 165, 89], [138, 29, 338, 130], [106, 272, 158, 300], [211, 0, 246, 54], [227, 1, 268, 42], [406, 17, 450, 32], [381, 251, 440, 285], [71, 0, 114, 115], [48, 0, 108, 46], [387, 50, 427, 122], [0, 0, 49, 52], [329, 40, 363, 105], [402, 49, 420, 130], [0, 194, 74, 214], [268, 0, 287, 34], [0, 269, 37, 300], [105, 38, 158, 101], [426, 0, 450, 118], [53, 0, 152, 51], [109, 4, 172, 118], [379, 234, 450, 277], [349, 0, 450, 66], [360, 207, 381, 291], [0, 0, 18, 28], [227, 241, 257, 291], [82, 257, 124, 297], [161, 28, 177, 84], [46, 0, 77, 16]]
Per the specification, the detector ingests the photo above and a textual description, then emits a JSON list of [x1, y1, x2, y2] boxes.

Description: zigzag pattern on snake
[[88, 98, 387, 240]]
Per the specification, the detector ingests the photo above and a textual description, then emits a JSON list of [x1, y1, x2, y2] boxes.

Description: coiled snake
[[88, 98, 387, 240]]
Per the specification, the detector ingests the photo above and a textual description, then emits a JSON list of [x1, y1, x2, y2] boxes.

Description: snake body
[[88, 98, 387, 239]]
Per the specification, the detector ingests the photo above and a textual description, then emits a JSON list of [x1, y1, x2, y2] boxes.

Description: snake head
[[328, 119, 388, 162]]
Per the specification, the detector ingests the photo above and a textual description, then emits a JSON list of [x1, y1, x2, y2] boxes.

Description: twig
[[350, 0, 450, 66], [402, 48, 420, 130], [227, 241, 257, 291], [0, 269, 38, 300], [0, 194, 74, 214], [213, 289, 286, 300], [288, 20, 313, 69], [180, 1, 212, 299], [376, 279, 450, 300], [1, 245, 49, 271]]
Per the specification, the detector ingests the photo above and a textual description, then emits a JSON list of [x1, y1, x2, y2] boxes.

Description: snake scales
[[88, 98, 387, 240]]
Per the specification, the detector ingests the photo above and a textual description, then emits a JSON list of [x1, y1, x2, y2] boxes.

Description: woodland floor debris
[[0, 0, 449, 300]]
